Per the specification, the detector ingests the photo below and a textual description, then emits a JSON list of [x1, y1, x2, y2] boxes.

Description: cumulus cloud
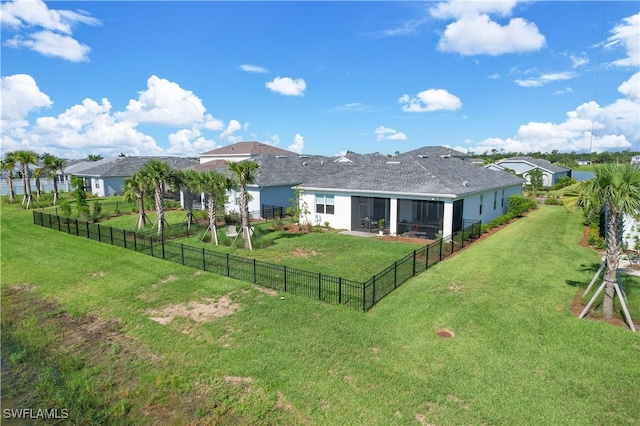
[[167, 128, 217, 157], [1, 0, 99, 62], [118, 76, 210, 127], [288, 134, 304, 154], [606, 13, 639, 67], [618, 71, 640, 102], [430, 0, 545, 56], [220, 119, 243, 142], [570, 53, 589, 68], [240, 64, 268, 73], [399, 89, 462, 112], [265, 77, 306, 96], [375, 126, 407, 141], [1, 74, 52, 121], [515, 71, 578, 88]]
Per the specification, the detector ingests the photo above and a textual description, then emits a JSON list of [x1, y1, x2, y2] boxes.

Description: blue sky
[[1, 0, 638, 159]]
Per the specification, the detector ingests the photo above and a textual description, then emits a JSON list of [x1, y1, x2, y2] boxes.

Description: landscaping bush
[[507, 195, 537, 217], [588, 227, 606, 250]]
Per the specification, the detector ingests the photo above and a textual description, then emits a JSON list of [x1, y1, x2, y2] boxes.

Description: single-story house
[[631, 156, 640, 165], [67, 156, 197, 197], [485, 156, 571, 187], [296, 151, 525, 238]]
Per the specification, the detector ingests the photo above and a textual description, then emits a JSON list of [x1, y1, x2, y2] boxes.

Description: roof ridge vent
[[386, 161, 401, 165]]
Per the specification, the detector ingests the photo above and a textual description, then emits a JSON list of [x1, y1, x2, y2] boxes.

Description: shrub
[[544, 197, 562, 206], [588, 228, 605, 250], [91, 200, 103, 223], [59, 200, 72, 217], [508, 195, 537, 217]]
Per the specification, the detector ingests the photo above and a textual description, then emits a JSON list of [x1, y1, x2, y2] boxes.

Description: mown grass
[[2, 201, 639, 425]]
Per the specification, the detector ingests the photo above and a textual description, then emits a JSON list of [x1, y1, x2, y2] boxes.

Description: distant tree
[[527, 168, 544, 192], [87, 154, 103, 161], [139, 160, 180, 236], [190, 170, 231, 245], [118, 153, 127, 157], [71, 175, 89, 219], [1, 152, 17, 204]]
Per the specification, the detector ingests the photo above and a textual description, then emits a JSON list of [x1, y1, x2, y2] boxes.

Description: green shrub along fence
[[33, 211, 481, 311]]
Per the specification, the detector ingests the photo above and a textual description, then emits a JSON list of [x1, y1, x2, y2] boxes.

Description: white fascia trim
[[298, 186, 457, 199]]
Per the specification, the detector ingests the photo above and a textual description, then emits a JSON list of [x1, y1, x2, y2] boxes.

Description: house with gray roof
[[199, 141, 296, 164], [485, 156, 571, 187], [296, 151, 525, 238], [69, 156, 197, 197]]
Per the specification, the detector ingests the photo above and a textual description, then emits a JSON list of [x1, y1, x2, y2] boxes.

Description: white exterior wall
[[461, 184, 522, 224], [300, 191, 351, 229], [225, 188, 262, 217]]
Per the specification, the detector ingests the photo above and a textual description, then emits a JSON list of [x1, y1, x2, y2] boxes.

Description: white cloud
[[167, 128, 217, 157], [5, 31, 91, 62], [570, 53, 589, 68], [328, 102, 370, 113], [220, 119, 242, 142], [606, 13, 639, 67], [240, 64, 268, 73], [265, 76, 306, 96], [430, 1, 545, 56], [287, 134, 304, 154], [515, 71, 577, 88], [375, 126, 407, 141], [618, 72, 640, 102], [1, 74, 52, 121], [1, 0, 99, 62], [117, 76, 209, 127], [399, 89, 462, 112]]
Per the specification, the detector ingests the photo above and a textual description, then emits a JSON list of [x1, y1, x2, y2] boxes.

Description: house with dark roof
[[485, 156, 571, 187], [199, 141, 296, 164], [296, 151, 525, 238], [68, 156, 197, 197]]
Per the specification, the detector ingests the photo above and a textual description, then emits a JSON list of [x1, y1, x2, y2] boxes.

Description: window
[[501, 189, 505, 207], [316, 194, 334, 214], [234, 192, 240, 206], [493, 191, 497, 210], [94, 179, 100, 189], [479, 194, 483, 215]]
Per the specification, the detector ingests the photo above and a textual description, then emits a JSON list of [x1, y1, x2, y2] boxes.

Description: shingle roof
[[200, 141, 296, 157], [68, 156, 198, 177], [497, 156, 570, 173], [298, 153, 524, 197], [404, 145, 469, 158]]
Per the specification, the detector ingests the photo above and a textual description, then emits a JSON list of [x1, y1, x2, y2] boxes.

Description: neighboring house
[[631, 156, 640, 164], [404, 145, 472, 162], [485, 156, 571, 187], [68, 156, 197, 197], [577, 159, 592, 166], [296, 151, 525, 238], [199, 141, 295, 164]]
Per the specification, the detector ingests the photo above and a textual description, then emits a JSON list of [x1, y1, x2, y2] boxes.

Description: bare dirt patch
[[570, 291, 638, 330], [159, 275, 178, 284], [435, 328, 455, 338], [147, 295, 241, 325], [224, 376, 253, 386], [291, 247, 319, 258], [254, 286, 278, 296], [90, 270, 105, 278]]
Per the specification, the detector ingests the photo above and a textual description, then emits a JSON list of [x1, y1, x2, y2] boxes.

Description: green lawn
[[2, 202, 639, 425]]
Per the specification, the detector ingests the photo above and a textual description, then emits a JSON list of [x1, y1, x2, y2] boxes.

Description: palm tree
[[13, 150, 38, 209], [42, 153, 66, 205], [1, 152, 17, 204], [32, 167, 45, 200], [228, 160, 259, 250], [179, 169, 200, 230], [123, 172, 150, 230], [190, 170, 230, 245], [564, 163, 640, 319], [139, 160, 179, 236]]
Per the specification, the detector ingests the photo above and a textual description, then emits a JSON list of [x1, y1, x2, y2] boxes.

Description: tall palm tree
[[180, 169, 200, 230], [191, 170, 230, 245], [564, 163, 640, 319], [228, 160, 259, 250], [32, 167, 45, 200], [1, 152, 17, 204], [123, 172, 149, 230], [139, 160, 179, 236], [42, 153, 66, 205], [13, 150, 38, 209]]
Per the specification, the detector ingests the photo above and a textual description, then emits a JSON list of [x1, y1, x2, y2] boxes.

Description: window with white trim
[[316, 194, 334, 214]]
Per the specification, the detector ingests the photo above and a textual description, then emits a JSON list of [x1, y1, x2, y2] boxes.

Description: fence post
[[76, 219, 79, 236], [318, 272, 322, 301], [439, 237, 443, 261], [98, 224, 101, 242], [150, 237, 154, 257], [86, 221, 90, 239], [110, 226, 113, 245], [226, 253, 230, 277], [57, 215, 61, 231], [134, 232, 138, 252], [372, 275, 376, 306], [412, 250, 416, 276], [67, 217, 70, 234], [48, 213, 52, 229], [394, 261, 397, 289], [339, 277, 342, 304], [283, 266, 287, 292], [253, 259, 257, 284], [425, 245, 429, 269], [202, 248, 206, 271], [181, 244, 185, 265], [161, 238, 165, 259], [362, 281, 366, 311], [123, 229, 127, 249]]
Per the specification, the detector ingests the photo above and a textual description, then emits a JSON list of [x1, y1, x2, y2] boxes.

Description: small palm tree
[[42, 153, 66, 205], [32, 167, 45, 200], [1, 152, 17, 204], [191, 170, 231, 245], [123, 172, 149, 230], [564, 163, 640, 319], [228, 160, 259, 250], [139, 160, 179, 236], [180, 169, 200, 230], [13, 150, 38, 209]]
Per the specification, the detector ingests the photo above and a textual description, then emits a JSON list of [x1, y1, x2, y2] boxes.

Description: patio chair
[[227, 225, 239, 239]]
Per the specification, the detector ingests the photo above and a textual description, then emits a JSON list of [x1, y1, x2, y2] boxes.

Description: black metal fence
[[33, 211, 481, 311]]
